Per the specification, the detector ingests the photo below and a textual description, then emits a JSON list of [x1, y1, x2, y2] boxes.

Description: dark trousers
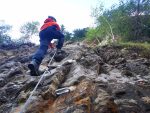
[[32, 26, 64, 65]]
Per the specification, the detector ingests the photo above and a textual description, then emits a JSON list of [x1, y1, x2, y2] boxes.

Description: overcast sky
[[0, 0, 119, 41]]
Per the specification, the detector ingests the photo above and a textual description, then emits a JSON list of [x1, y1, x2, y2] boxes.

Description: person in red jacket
[[28, 16, 64, 76]]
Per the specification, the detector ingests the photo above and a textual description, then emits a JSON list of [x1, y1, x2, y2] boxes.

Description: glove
[[49, 43, 55, 49]]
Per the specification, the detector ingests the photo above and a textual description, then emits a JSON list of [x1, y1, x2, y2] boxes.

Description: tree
[[60, 24, 65, 32], [60, 24, 73, 41], [72, 28, 88, 41], [64, 31, 73, 41], [87, 0, 150, 42], [0, 20, 12, 43], [20, 21, 40, 41]]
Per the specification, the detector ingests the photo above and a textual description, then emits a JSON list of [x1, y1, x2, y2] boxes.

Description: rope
[[19, 50, 57, 113]]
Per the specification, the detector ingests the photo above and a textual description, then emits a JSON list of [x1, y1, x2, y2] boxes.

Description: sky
[[0, 0, 119, 43]]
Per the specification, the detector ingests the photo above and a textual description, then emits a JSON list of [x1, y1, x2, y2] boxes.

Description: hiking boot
[[28, 59, 40, 76]]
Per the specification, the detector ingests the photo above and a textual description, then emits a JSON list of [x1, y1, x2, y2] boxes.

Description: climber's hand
[[49, 43, 55, 49]]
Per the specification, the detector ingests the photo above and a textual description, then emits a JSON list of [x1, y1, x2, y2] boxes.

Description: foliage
[[60, 25, 73, 41], [64, 31, 73, 41], [86, 28, 101, 41], [115, 0, 150, 41], [118, 41, 150, 49], [0, 21, 12, 43], [86, 2, 114, 42], [117, 41, 150, 58], [86, 28, 97, 41], [87, 0, 150, 43], [60, 24, 65, 32], [62, 25, 87, 42], [72, 28, 88, 41], [20, 21, 40, 42]]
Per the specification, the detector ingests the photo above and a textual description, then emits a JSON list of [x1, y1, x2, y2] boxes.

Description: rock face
[[0, 43, 150, 113]]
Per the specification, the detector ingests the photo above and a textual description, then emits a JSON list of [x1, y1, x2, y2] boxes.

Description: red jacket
[[40, 18, 60, 31]]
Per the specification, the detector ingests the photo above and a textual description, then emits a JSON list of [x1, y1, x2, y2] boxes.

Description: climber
[[28, 16, 64, 76]]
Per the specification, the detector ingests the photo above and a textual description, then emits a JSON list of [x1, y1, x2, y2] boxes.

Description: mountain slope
[[0, 42, 150, 113]]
